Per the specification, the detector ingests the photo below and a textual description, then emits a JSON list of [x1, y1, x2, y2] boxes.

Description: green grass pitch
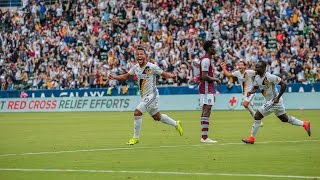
[[0, 110, 319, 180]]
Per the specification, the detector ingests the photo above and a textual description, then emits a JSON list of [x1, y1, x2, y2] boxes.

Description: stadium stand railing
[[0, 0, 57, 8], [0, 0, 20, 7]]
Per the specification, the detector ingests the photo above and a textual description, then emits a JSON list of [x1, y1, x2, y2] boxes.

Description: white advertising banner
[[0, 93, 319, 112], [0, 97, 140, 112]]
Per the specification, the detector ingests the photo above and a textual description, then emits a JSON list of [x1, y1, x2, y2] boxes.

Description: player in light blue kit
[[109, 46, 183, 145]]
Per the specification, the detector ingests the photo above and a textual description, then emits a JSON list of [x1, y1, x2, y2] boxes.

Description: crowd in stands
[[0, 0, 319, 91]]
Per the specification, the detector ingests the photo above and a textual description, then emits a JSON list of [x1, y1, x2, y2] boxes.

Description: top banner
[[0, 83, 319, 98]]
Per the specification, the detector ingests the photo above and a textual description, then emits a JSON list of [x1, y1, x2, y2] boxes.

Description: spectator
[[0, 0, 319, 92]]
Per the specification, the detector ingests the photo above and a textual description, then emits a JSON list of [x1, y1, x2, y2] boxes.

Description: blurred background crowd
[[0, 0, 319, 91]]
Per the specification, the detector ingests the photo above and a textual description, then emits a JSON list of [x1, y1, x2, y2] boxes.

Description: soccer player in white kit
[[242, 61, 311, 144], [221, 61, 257, 116], [109, 47, 183, 145]]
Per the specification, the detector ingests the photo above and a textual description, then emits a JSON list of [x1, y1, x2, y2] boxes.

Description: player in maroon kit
[[199, 40, 221, 143]]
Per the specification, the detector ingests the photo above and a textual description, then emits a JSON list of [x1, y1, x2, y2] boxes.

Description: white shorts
[[136, 93, 159, 116], [200, 94, 215, 106], [243, 93, 255, 103], [258, 98, 286, 117]]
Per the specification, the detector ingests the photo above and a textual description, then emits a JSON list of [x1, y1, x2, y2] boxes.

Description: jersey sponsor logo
[[137, 74, 149, 79]]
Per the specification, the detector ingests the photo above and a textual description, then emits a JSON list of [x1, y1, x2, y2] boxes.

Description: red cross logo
[[229, 96, 237, 106]]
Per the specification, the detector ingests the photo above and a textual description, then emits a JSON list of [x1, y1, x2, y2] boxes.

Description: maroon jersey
[[199, 55, 214, 94]]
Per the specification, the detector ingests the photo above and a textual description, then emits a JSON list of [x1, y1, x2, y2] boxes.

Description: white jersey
[[232, 69, 255, 95], [128, 62, 163, 97], [254, 72, 282, 101]]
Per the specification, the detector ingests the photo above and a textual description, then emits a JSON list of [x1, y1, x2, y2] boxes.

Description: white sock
[[288, 116, 303, 126], [251, 120, 262, 137], [247, 105, 256, 117], [133, 116, 142, 138], [160, 114, 177, 127]]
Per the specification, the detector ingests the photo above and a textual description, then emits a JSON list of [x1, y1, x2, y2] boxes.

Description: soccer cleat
[[303, 121, 311, 136], [126, 137, 139, 145], [201, 138, 217, 143], [242, 136, 255, 144], [176, 120, 183, 136]]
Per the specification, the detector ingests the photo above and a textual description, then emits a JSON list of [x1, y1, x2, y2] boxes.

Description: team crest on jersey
[[145, 66, 152, 75], [244, 72, 248, 78], [262, 78, 269, 85]]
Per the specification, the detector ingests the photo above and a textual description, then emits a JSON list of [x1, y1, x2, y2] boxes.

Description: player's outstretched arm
[[161, 72, 176, 79], [220, 62, 233, 77], [108, 73, 131, 81], [247, 86, 258, 97]]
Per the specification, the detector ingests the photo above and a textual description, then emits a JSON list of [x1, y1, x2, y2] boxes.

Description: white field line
[[0, 139, 317, 157], [0, 168, 319, 179]]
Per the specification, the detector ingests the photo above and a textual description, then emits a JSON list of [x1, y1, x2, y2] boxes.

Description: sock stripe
[[201, 117, 210, 139], [202, 131, 208, 136], [201, 124, 208, 128]]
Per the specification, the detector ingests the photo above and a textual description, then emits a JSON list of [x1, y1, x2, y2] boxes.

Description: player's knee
[[202, 107, 211, 117], [134, 110, 142, 116], [254, 113, 262, 120], [152, 115, 161, 121], [280, 117, 288, 122], [202, 111, 210, 117]]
